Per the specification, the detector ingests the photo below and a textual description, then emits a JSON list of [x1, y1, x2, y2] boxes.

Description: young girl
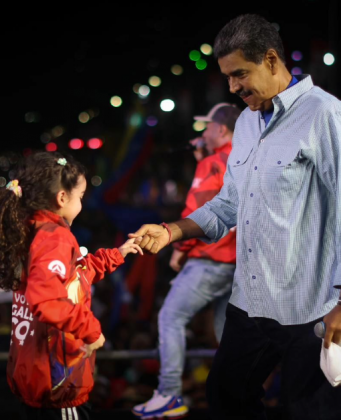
[[0, 151, 142, 419]]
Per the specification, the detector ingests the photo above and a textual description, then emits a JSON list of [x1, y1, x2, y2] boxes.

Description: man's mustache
[[236, 89, 252, 98]]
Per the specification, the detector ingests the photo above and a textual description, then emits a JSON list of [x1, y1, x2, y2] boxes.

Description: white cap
[[194, 102, 241, 131]]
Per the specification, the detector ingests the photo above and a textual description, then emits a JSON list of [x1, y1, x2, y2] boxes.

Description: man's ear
[[265, 49, 279, 75], [220, 124, 231, 137], [56, 190, 68, 209]]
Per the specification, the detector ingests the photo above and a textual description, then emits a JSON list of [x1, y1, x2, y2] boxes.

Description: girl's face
[[57, 175, 86, 225]]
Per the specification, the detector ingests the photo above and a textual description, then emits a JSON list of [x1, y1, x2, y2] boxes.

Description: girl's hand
[[80, 333, 105, 358], [119, 237, 143, 258]]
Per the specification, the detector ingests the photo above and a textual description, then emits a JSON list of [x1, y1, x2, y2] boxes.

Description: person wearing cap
[[130, 13, 341, 420], [132, 103, 240, 419]]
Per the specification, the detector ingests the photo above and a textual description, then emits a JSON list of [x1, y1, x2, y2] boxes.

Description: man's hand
[[129, 220, 202, 254], [189, 137, 209, 162], [128, 224, 170, 254], [80, 333, 105, 358], [323, 305, 341, 348], [169, 249, 187, 272]]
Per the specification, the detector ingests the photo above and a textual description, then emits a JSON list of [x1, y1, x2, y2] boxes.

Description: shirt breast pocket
[[230, 146, 253, 188], [261, 146, 306, 193]]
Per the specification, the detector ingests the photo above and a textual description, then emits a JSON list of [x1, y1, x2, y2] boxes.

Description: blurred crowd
[[0, 129, 281, 413]]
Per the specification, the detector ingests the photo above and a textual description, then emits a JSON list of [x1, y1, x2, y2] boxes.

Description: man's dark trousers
[[206, 303, 341, 419]]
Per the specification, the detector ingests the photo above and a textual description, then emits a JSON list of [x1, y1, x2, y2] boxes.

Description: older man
[[130, 14, 341, 419]]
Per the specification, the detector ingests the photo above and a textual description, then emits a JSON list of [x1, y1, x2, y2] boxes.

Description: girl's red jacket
[[7, 210, 124, 408]]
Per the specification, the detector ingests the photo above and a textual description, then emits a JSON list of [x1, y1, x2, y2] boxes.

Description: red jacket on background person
[[173, 143, 236, 263], [7, 210, 124, 408]]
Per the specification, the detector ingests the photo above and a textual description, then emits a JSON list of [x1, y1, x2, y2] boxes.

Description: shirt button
[[246, 221, 249, 225], [277, 161, 281, 164], [252, 275, 256, 279], [250, 193, 254, 197], [248, 249, 252, 252], [260, 139, 264, 143], [237, 160, 240, 164]]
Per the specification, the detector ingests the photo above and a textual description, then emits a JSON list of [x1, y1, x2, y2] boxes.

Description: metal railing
[[0, 348, 216, 361]]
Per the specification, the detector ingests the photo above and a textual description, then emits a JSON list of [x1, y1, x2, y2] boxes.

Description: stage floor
[[3, 407, 283, 419]]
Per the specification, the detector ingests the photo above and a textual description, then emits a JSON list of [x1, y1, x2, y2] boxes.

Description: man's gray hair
[[214, 14, 286, 64]]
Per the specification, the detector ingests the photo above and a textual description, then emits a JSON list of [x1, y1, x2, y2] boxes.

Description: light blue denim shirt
[[188, 74, 341, 324]]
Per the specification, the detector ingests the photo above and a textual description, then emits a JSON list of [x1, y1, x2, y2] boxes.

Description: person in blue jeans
[[132, 103, 240, 419]]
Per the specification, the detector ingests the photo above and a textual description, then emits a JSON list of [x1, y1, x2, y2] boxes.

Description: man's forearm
[[168, 218, 205, 243]]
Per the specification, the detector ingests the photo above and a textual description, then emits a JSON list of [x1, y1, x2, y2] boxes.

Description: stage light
[[80, 246, 88, 257], [130, 113, 143, 127], [291, 67, 303, 75], [69, 138, 84, 150], [0, 157, 9, 171], [200, 44, 212, 55], [23, 149, 32, 157], [196, 59, 207, 70], [78, 112, 90, 123], [24, 112, 40, 123], [52, 126, 64, 138], [149, 76, 161, 87], [291, 51, 303, 61], [193, 121, 206, 131], [324, 53, 335, 66], [189, 50, 201, 61], [133, 83, 141, 94], [146, 116, 158, 127], [171, 65, 183, 75], [87, 138, 103, 149], [8, 154, 18, 165], [88, 108, 100, 117], [148, 58, 159, 69], [45, 142, 57, 152], [40, 132, 51, 144], [138, 85, 150, 97], [110, 96, 122, 107], [0, 177, 6, 187], [91, 176, 102, 187], [25, 112, 34, 123], [160, 99, 175, 112]]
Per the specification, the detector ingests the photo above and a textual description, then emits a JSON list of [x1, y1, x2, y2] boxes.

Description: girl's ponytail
[[0, 182, 30, 290]]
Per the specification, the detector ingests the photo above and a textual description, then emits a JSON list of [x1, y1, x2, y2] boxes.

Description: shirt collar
[[273, 74, 314, 112], [214, 141, 232, 154]]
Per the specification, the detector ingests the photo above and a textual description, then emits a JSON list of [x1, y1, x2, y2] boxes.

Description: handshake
[[128, 219, 205, 254], [128, 223, 174, 254]]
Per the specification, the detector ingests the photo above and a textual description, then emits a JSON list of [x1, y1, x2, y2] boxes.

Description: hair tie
[[57, 158, 67, 166], [6, 180, 22, 198]]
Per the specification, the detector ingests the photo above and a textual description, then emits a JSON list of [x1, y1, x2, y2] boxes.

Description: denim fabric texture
[[157, 258, 235, 395]]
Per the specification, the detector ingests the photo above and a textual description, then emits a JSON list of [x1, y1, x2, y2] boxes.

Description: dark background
[[0, 1, 340, 418], [1, 0, 340, 153]]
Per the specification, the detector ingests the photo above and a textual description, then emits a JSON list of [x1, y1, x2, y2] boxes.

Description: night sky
[[0, 1, 338, 154]]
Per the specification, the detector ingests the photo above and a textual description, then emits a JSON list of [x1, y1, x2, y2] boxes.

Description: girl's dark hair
[[214, 14, 286, 64], [0, 151, 86, 291]]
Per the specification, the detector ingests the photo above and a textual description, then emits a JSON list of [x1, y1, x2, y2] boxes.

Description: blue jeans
[[157, 258, 235, 395]]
